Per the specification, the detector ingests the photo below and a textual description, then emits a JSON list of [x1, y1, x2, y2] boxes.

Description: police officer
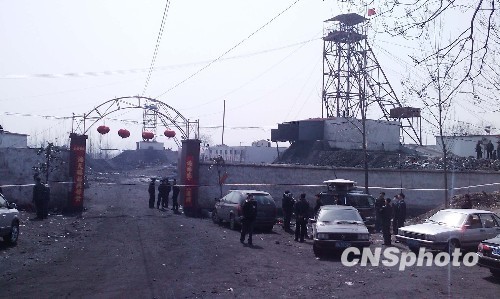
[[282, 191, 295, 231], [380, 198, 393, 246], [392, 195, 400, 235], [294, 193, 310, 243], [171, 179, 180, 212], [313, 193, 323, 216], [397, 193, 407, 229], [148, 178, 156, 209], [32, 177, 46, 219], [375, 192, 385, 233], [157, 179, 168, 209], [240, 194, 257, 245]]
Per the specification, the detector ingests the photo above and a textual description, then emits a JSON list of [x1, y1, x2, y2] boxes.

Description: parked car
[[310, 205, 371, 256], [212, 190, 277, 232], [477, 234, 500, 277], [0, 193, 20, 245], [318, 179, 376, 227], [396, 209, 500, 253]]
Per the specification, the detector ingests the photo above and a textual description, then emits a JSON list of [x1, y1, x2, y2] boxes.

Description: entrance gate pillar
[[68, 133, 88, 213], [179, 139, 201, 217]]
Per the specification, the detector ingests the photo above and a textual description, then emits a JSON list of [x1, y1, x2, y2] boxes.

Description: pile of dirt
[[85, 149, 178, 172], [276, 141, 500, 171], [408, 191, 500, 225]]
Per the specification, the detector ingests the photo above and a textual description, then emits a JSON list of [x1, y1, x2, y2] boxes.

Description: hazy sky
[[0, 1, 495, 150]]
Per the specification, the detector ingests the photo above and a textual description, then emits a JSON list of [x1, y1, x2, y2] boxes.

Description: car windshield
[[427, 210, 468, 227], [345, 195, 374, 208], [317, 209, 363, 222]]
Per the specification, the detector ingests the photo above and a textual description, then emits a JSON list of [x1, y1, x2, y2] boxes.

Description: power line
[[142, 0, 172, 96], [155, 0, 304, 99]]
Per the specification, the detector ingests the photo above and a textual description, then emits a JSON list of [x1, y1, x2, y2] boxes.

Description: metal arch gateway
[[68, 96, 202, 217], [71, 96, 200, 147]]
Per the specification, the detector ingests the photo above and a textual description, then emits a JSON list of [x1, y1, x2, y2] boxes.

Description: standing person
[[375, 192, 385, 233], [281, 191, 295, 231], [171, 179, 180, 212], [486, 140, 494, 159], [493, 150, 497, 161], [392, 195, 400, 235], [381, 198, 393, 246], [148, 178, 156, 209], [476, 141, 483, 159], [164, 179, 172, 208], [294, 193, 310, 243], [240, 194, 257, 245], [313, 193, 323, 217], [32, 177, 46, 219], [157, 179, 168, 209], [461, 194, 473, 209]]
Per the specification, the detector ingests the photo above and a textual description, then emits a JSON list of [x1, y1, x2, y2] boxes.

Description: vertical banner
[[69, 133, 88, 212], [179, 139, 201, 217]]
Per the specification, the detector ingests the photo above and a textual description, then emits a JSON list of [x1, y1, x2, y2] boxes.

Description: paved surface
[[1, 169, 500, 298]]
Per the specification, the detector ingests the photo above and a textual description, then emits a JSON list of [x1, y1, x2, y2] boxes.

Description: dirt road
[[1, 169, 500, 298]]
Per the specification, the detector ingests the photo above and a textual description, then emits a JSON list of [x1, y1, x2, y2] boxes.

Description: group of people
[[281, 191, 314, 243], [475, 140, 499, 160], [148, 177, 180, 212], [375, 192, 407, 246]]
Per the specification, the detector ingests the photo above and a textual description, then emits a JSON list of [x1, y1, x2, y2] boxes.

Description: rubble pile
[[276, 141, 500, 171]]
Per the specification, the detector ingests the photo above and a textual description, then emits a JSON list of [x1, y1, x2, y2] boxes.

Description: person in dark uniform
[[392, 195, 400, 235], [32, 177, 46, 219], [313, 193, 323, 217], [171, 179, 180, 212], [375, 192, 385, 233], [486, 141, 494, 159], [294, 193, 310, 243], [380, 198, 393, 246], [157, 179, 168, 209], [240, 194, 257, 245], [148, 178, 156, 209], [476, 141, 483, 159], [396, 193, 406, 232], [282, 191, 295, 231], [164, 179, 172, 208], [461, 194, 473, 209]]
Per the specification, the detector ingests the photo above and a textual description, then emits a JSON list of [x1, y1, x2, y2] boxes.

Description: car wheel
[[3, 221, 19, 245], [446, 239, 460, 254], [211, 210, 220, 224], [229, 215, 237, 231], [490, 269, 500, 278]]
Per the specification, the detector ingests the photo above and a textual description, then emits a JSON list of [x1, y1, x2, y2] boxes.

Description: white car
[[396, 209, 500, 253], [310, 205, 371, 256], [0, 193, 20, 245]]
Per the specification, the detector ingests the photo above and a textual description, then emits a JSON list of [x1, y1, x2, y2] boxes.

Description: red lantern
[[164, 130, 176, 138], [118, 129, 130, 138], [142, 132, 154, 140], [97, 125, 110, 135]]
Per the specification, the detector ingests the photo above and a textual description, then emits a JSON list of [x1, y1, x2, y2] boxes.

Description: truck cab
[[318, 179, 376, 227]]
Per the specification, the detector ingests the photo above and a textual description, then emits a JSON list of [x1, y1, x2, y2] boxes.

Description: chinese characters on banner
[[184, 155, 194, 207], [69, 133, 87, 210]]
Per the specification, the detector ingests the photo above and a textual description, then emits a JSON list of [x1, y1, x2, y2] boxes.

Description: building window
[[230, 150, 233, 154], [225, 150, 228, 154]]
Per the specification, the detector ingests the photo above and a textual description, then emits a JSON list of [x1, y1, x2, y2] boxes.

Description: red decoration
[[164, 130, 176, 138], [97, 125, 110, 135], [367, 8, 376, 16], [142, 131, 154, 140], [118, 129, 130, 138]]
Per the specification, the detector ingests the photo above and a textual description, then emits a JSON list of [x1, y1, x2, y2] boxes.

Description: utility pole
[[222, 100, 226, 145]]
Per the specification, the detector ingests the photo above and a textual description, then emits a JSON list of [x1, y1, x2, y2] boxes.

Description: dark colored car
[[477, 234, 500, 278], [0, 193, 20, 245], [310, 205, 371, 256], [212, 190, 277, 232], [318, 179, 376, 227]]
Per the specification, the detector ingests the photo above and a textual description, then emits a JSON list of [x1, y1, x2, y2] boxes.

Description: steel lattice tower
[[142, 101, 159, 141], [322, 13, 421, 144]]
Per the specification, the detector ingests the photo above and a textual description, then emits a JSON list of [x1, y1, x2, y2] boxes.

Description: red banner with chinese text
[[69, 133, 87, 210]]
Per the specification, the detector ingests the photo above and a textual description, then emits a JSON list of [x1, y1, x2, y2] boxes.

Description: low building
[[202, 140, 287, 164], [436, 135, 500, 158], [136, 141, 164, 151], [0, 129, 28, 148]]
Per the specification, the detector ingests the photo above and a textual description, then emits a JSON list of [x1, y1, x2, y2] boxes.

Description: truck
[[317, 179, 376, 227]]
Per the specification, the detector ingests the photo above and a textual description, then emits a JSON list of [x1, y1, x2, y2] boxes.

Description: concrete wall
[[197, 162, 500, 212], [324, 118, 400, 151], [202, 144, 287, 164], [0, 148, 71, 208], [0, 132, 28, 148]]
